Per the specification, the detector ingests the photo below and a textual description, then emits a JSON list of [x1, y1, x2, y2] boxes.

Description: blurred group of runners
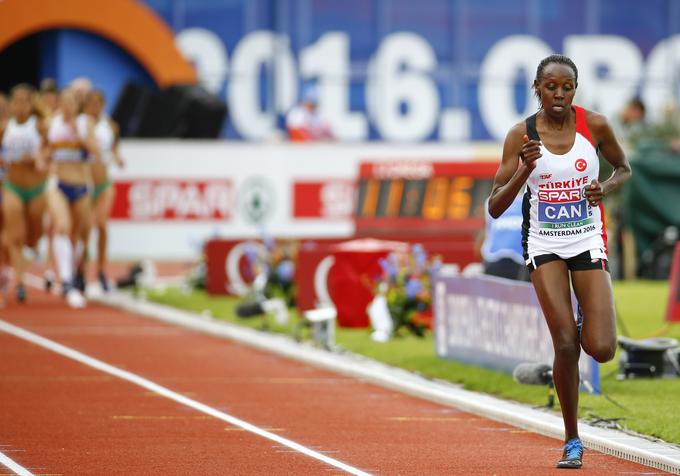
[[0, 77, 124, 308]]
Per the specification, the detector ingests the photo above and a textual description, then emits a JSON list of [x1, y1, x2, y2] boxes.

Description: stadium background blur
[[1, 0, 679, 279]]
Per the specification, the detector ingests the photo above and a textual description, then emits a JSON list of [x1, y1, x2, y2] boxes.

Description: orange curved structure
[[0, 0, 196, 87]]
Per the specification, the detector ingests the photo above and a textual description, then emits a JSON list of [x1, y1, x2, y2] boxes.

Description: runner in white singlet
[[46, 88, 98, 308], [81, 90, 123, 292], [0, 84, 49, 304], [488, 55, 631, 470], [522, 104, 608, 265], [0, 150, 5, 305], [37, 79, 59, 291]]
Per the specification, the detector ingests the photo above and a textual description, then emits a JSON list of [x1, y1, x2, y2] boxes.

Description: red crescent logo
[[575, 159, 587, 172]]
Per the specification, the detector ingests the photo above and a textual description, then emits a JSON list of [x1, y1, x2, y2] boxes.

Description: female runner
[[0, 84, 49, 303], [46, 88, 98, 308], [488, 55, 631, 469], [80, 90, 123, 291]]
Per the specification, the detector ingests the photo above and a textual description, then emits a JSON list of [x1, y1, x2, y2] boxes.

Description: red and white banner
[[292, 180, 354, 219], [106, 141, 495, 259], [204, 238, 343, 302], [112, 179, 234, 221], [204, 239, 265, 295]]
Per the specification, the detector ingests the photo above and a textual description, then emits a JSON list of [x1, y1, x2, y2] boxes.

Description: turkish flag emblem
[[575, 158, 587, 172]]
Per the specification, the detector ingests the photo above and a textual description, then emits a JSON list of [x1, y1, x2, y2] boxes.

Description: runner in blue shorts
[[46, 88, 99, 308]]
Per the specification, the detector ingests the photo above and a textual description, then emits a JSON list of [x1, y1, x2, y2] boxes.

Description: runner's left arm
[[585, 111, 632, 207]]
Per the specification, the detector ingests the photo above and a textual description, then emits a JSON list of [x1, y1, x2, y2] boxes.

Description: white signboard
[[108, 141, 498, 259]]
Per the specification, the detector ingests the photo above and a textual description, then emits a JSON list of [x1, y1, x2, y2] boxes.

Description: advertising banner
[[292, 180, 354, 220], [21, 1, 680, 142], [151, 1, 680, 141], [204, 239, 265, 296], [111, 179, 235, 221], [108, 141, 489, 259], [204, 237, 343, 304], [433, 273, 600, 393]]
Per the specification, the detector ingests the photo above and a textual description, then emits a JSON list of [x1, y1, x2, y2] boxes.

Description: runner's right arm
[[488, 122, 538, 218]]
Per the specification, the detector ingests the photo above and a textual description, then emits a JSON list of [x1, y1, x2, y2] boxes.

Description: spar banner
[[106, 140, 485, 259], [433, 274, 600, 393]]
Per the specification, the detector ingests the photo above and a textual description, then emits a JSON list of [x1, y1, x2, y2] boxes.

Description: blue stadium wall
[[39, 0, 680, 141]]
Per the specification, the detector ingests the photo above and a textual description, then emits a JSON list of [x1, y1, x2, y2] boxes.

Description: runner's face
[[10, 89, 32, 121], [84, 94, 103, 116], [41, 91, 58, 112], [93, 95, 104, 115], [59, 91, 78, 118], [535, 63, 576, 118]]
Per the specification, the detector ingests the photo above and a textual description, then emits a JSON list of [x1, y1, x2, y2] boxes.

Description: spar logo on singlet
[[537, 176, 593, 229]]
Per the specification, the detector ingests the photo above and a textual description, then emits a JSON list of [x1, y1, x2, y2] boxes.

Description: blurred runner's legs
[[0, 182, 9, 306], [39, 79, 59, 292]]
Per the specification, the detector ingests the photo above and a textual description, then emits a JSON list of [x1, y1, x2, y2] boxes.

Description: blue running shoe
[[557, 437, 584, 469]]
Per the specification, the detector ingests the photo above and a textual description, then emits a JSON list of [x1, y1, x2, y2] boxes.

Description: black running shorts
[[527, 249, 610, 273]]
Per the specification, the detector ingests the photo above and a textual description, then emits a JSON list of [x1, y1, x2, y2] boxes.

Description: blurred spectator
[[475, 194, 529, 281], [69, 77, 93, 109], [613, 96, 647, 147], [39, 78, 59, 116], [615, 97, 680, 154], [663, 102, 680, 153], [0, 92, 9, 126], [285, 86, 333, 142]]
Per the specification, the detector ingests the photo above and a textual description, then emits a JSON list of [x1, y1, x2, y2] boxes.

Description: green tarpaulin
[[623, 143, 680, 259]]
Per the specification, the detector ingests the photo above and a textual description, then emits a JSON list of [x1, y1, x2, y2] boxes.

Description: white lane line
[[0, 319, 371, 476], [0, 451, 33, 476]]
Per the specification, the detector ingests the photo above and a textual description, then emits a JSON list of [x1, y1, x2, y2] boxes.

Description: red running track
[[0, 288, 668, 475]]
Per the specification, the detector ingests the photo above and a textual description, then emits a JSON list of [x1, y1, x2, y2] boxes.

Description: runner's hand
[[585, 179, 604, 207], [520, 134, 542, 170]]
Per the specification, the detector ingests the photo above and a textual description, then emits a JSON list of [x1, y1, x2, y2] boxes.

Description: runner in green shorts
[[82, 90, 124, 292], [0, 84, 49, 303]]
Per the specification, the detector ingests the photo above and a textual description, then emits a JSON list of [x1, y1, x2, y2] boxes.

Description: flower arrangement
[[375, 244, 442, 338], [241, 236, 298, 307]]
